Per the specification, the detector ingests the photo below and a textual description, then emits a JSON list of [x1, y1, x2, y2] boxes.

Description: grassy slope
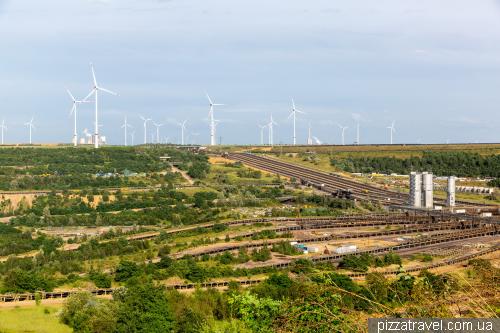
[[0, 306, 71, 333], [217, 143, 500, 159]]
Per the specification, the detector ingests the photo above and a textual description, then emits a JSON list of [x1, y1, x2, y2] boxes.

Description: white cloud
[[320, 119, 335, 126], [351, 113, 371, 123]]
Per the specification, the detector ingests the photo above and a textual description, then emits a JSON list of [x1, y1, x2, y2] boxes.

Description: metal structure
[[386, 120, 396, 144], [0, 118, 8, 144], [22, 116, 36, 144], [82, 61, 122, 149], [422, 172, 434, 208], [447, 176, 456, 207], [65, 85, 93, 147], [338, 123, 349, 145], [119, 116, 133, 146], [410, 172, 422, 207], [204, 90, 226, 145], [287, 95, 307, 145]]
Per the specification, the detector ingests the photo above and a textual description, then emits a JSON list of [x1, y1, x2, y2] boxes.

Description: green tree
[[114, 278, 176, 332], [57, 291, 118, 333]]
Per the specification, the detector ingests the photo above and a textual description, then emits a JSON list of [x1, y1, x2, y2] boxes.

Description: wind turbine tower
[[81, 61, 122, 149], [0, 118, 8, 144], [22, 116, 36, 144], [287, 95, 308, 145], [139, 114, 154, 144], [176, 118, 188, 145], [152, 122, 165, 144], [268, 113, 279, 145], [150, 133, 155, 143], [65, 85, 93, 147], [204, 90, 226, 145], [386, 120, 396, 144], [119, 116, 133, 146], [129, 130, 136, 146], [257, 123, 268, 145], [354, 122, 363, 145], [338, 124, 349, 145], [192, 132, 199, 145]]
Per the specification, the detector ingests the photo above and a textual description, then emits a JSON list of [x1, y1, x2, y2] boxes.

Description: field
[[0, 305, 71, 333], [217, 143, 500, 159]]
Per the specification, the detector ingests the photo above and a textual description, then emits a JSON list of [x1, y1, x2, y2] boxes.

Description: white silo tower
[[409, 172, 422, 207], [422, 172, 434, 208], [446, 176, 456, 207]]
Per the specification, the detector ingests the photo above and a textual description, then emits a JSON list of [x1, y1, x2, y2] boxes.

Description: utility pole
[[279, 140, 284, 156], [218, 135, 223, 152]]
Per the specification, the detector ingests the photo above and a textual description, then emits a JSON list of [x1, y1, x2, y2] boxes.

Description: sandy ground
[[170, 165, 194, 184]]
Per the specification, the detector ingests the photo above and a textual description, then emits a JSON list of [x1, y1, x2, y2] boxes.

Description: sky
[[1, 0, 500, 146]]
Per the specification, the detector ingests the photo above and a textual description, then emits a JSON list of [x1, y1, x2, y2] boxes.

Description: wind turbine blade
[[272, 121, 280, 126], [31, 124, 36, 131], [68, 105, 75, 119], [204, 90, 213, 105], [90, 61, 97, 87], [65, 85, 76, 102], [138, 114, 145, 121], [212, 104, 227, 106], [295, 110, 308, 115], [81, 88, 96, 103], [291, 95, 296, 110], [98, 87, 122, 97], [286, 112, 294, 121], [338, 124, 342, 129]]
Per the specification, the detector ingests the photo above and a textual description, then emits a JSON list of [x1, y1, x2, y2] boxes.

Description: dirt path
[[171, 165, 195, 184]]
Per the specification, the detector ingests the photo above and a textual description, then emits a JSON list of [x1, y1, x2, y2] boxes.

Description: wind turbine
[[417, 139, 420, 144], [81, 61, 122, 149], [257, 123, 268, 145], [22, 116, 36, 144], [138, 114, 154, 144], [65, 85, 93, 147], [150, 132, 155, 143], [129, 130, 136, 146], [119, 116, 133, 146], [0, 118, 8, 144], [152, 122, 165, 144], [192, 132, 199, 145], [164, 137, 169, 144], [286, 95, 308, 145], [176, 118, 188, 145], [204, 90, 226, 145], [338, 124, 349, 145], [446, 139, 450, 144], [386, 120, 396, 144], [354, 122, 363, 145], [268, 113, 279, 145]]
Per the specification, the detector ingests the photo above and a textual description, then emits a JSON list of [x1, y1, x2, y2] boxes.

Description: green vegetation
[[332, 151, 500, 177], [0, 306, 72, 333]]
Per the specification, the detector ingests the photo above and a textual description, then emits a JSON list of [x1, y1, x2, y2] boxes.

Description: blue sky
[[1, 0, 500, 145]]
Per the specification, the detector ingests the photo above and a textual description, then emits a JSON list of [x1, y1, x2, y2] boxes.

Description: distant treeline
[[0, 147, 208, 175], [331, 151, 500, 178]]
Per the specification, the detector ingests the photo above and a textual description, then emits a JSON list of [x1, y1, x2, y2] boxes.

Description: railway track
[[229, 153, 408, 202], [2, 238, 498, 301], [229, 153, 496, 207]]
